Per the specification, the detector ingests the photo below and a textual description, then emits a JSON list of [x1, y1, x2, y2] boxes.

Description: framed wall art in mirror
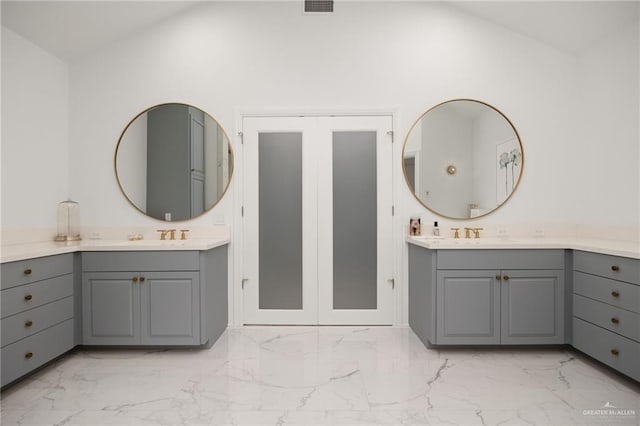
[[403, 99, 523, 219], [115, 103, 233, 221]]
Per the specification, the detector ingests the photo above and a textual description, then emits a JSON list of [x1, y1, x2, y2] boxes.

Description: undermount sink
[[123, 239, 188, 247], [411, 236, 521, 245]]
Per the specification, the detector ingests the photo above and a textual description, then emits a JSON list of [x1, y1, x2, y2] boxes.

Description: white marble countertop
[[406, 235, 640, 259], [0, 237, 230, 263]]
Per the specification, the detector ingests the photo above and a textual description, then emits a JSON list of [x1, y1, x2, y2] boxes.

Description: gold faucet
[[180, 229, 190, 240], [464, 227, 473, 239], [167, 229, 176, 240], [451, 228, 460, 239], [472, 227, 484, 238]]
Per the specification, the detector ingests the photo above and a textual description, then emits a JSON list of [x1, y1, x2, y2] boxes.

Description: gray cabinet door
[[500, 270, 564, 344], [83, 272, 140, 345], [140, 272, 200, 345], [436, 270, 501, 344]]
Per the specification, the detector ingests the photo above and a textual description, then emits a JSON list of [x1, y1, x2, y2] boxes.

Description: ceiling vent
[[304, 0, 334, 13]]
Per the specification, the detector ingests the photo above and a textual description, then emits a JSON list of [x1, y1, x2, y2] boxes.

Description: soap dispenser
[[54, 200, 81, 242], [433, 221, 440, 236]]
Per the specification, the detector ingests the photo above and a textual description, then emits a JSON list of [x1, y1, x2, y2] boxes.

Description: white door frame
[[231, 107, 400, 327]]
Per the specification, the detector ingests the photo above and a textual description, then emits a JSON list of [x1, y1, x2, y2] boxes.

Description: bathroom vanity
[[1, 253, 75, 386], [407, 237, 640, 382], [0, 238, 229, 388]]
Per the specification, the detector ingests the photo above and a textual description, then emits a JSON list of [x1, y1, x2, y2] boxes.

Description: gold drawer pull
[[611, 291, 620, 298], [495, 275, 502, 281], [23, 268, 32, 275], [132, 276, 138, 283], [610, 349, 620, 356], [503, 275, 510, 281], [611, 317, 620, 324], [24, 294, 33, 301], [611, 265, 620, 272], [25, 352, 33, 359], [24, 320, 33, 327], [139, 277, 145, 282]]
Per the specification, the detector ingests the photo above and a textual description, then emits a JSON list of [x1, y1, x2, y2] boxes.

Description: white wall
[[1, 27, 69, 233], [68, 1, 582, 228], [574, 21, 639, 227]]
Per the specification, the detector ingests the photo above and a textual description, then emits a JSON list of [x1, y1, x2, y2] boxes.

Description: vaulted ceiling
[[2, 1, 638, 63]]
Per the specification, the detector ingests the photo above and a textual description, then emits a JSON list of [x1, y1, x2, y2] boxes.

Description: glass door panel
[[258, 133, 303, 310], [332, 131, 378, 310]]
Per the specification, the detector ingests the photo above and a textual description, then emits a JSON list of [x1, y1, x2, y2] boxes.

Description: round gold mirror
[[115, 103, 233, 221], [403, 99, 523, 219]]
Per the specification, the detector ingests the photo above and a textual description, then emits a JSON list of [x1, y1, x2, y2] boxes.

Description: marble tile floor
[[1, 326, 639, 426]]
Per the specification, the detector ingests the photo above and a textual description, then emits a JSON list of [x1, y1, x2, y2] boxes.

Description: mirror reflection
[[115, 103, 233, 221], [403, 99, 523, 219]]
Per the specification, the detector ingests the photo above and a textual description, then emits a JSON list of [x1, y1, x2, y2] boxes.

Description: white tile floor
[[1, 327, 639, 425]]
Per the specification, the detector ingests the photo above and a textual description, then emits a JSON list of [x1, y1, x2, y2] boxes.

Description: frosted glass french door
[[242, 115, 393, 325]]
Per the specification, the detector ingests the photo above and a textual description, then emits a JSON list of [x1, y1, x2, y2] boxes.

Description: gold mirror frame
[[114, 103, 234, 222], [402, 99, 524, 220]]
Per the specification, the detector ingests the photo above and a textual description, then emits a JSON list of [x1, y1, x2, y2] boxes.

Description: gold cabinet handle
[[610, 349, 620, 356], [139, 276, 145, 283], [24, 320, 33, 327], [611, 317, 620, 324], [24, 294, 33, 301], [495, 275, 502, 281], [23, 268, 32, 275], [503, 275, 510, 281], [132, 276, 138, 283], [25, 352, 33, 359], [611, 290, 620, 298], [611, 265, 620, 272]]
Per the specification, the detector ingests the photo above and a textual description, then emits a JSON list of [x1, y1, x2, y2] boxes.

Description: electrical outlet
[[497, 227, 508, 237], [88, 231, 102, 240], [534, 229, 545, 238]]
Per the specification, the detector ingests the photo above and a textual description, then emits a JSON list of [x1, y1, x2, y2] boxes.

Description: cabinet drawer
[[573, 318, 639, 381], [574, 271, 639, 313], [574, 294, 639, 342], [437, 249, 564, 270], [82, 251, 199, 272], [1, 297, 74, 347], [1, 319, 74, 387], [1, 254, 73, 290], [1, 274, 73, 319], [574, 251, 639, 285]]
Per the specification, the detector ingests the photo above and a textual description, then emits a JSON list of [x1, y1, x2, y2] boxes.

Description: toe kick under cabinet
[[1, 254, 75, 387], [81, 247, 227, 347], [572, 251, 640, 381], [409, 246, 565, 346]]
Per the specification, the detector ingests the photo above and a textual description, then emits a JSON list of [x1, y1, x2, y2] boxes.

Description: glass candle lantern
[[54, 200, 81, 241]]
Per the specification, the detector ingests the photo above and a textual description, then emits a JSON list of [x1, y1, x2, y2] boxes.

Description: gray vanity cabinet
[[83, 270, 200, 345], [436, 270, 500, 344], [410, 245, 565, 346], [82, 248, 227, 347], [1, 254, 75, 387], [82, 271, 141, 345], [572, 251, 640, 381]]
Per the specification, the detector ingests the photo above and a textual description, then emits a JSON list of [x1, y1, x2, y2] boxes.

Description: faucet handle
[[180, 229, 190, 240], [464, 227, 473, 239], [450, 228, 460, 239], [472, 227, 484, 238], [156, 229, 168, 240]]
